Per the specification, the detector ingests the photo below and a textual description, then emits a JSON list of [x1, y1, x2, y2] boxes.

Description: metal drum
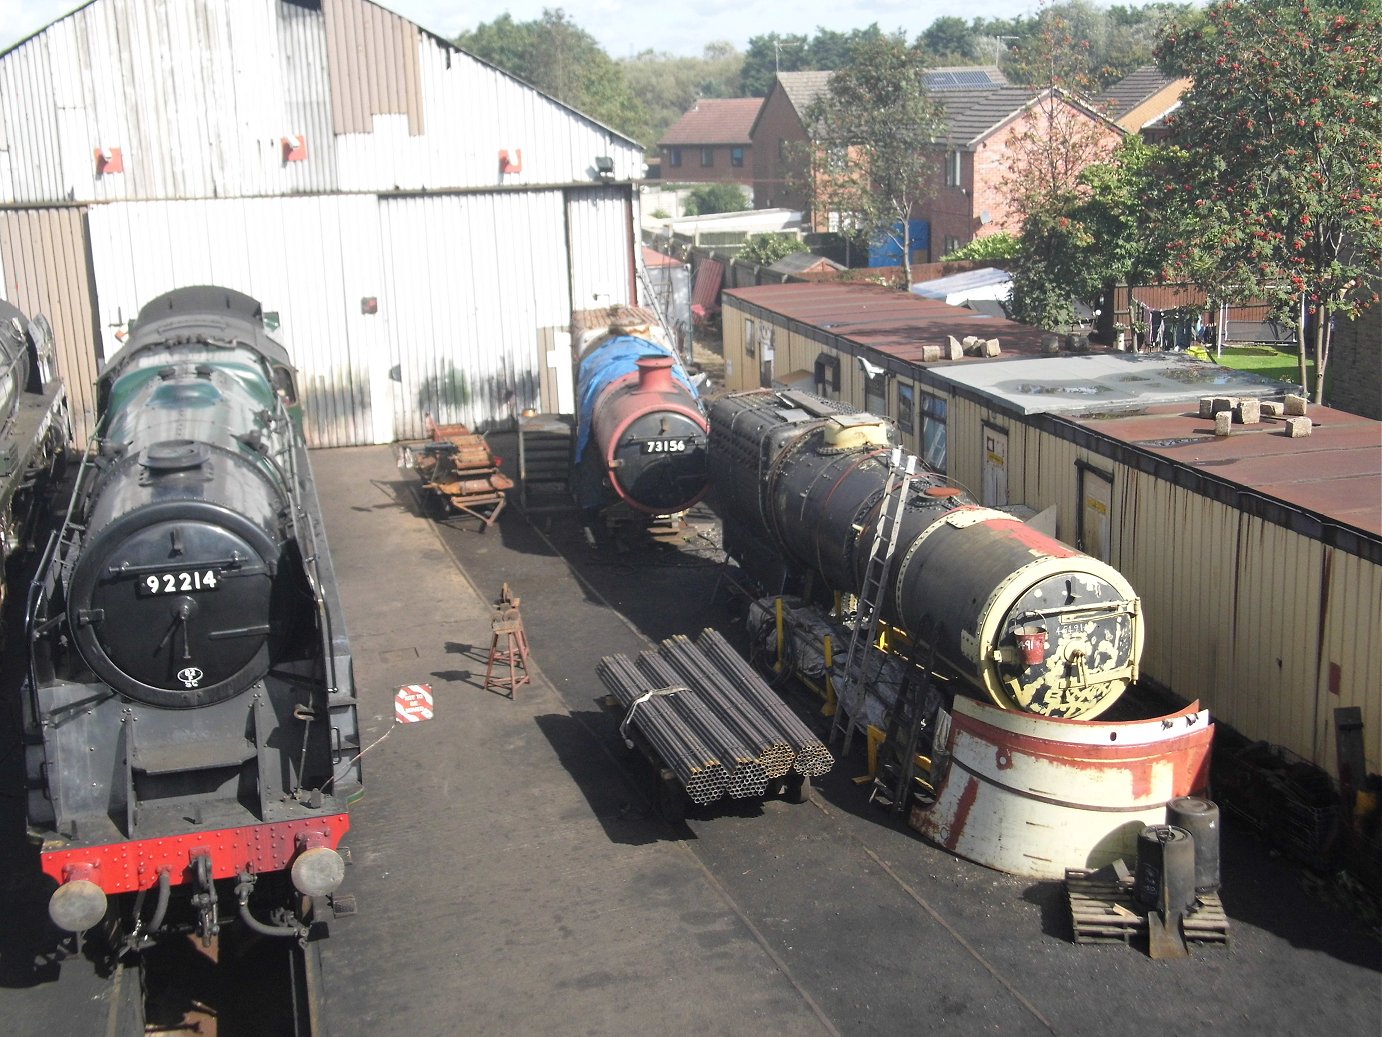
[[1134, 824, 1196, 912], [1167, 796, 1221, 894]]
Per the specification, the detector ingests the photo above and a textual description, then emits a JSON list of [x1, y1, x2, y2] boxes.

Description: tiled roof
[[935, 87, 1041, 145], [659, 98, 763, 146], [1096, 65, 1181, 119], [774, 71, 834, 121]]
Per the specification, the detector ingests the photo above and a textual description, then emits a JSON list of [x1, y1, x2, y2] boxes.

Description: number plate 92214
[[138, 570, 221, 596]]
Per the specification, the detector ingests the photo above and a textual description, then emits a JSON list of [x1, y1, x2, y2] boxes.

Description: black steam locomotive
[[0, 297, 69, 627], [24, 286, 360, 947], [709, 389, 1144, 721]]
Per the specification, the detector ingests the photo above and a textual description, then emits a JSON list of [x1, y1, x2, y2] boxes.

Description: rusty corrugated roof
[[724, 281, 1050, 358], [1075, 402, 1382, 538]]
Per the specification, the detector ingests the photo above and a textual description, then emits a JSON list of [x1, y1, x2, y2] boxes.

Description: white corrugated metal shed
[[0, 0, 645, 446]]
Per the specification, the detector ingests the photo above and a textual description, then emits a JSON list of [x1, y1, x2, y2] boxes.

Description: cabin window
[[701, 147, 714, 167], [920, 392, 947, 471], [668, 147, 682, 168], [897, 383, 915, 435], [731, 147, 745, 167], [814, 352, 841, 396]]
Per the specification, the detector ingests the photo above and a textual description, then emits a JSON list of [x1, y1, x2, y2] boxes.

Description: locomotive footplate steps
[[483, 583, 531, 697], [1065, 865, 1230, 949]]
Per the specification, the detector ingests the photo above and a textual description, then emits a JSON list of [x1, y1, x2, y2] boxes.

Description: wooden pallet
[[1066, 867, 1230, 947]]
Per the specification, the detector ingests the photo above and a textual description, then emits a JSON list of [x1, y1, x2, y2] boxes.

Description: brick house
[[658, 97, 763, 186], [927, 87, 1125, 257], [1095, 65, 1190, 139], [751, 70, 1122, 261]]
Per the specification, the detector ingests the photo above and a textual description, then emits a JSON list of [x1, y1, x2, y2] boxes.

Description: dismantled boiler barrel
[[708, 389, 1144, 720], [575, 331, 709, 515]]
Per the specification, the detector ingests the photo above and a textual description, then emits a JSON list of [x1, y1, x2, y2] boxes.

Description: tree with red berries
[[1155, 0, 1382, 401]]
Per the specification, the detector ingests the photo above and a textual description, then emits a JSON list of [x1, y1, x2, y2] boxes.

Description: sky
[[0, 1, 1180, 59]]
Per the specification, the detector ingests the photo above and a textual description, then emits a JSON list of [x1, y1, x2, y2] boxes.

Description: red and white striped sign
[[394, 683, 434, 723]]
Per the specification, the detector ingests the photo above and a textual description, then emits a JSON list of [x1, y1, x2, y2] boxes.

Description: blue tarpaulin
[[574, 334, 697, 461]]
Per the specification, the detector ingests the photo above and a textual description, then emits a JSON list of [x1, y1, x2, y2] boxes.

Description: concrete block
[[944, 338, 964, 360], [948, 335, 962, 355], [920, 344, 943, 363], [1212, 396, 1236, 415], [984, 338, 1001, 357], [1285, 394, 1309, 416], [1198, 397, 1216, 419], [1285, 415, 1312, 437], [1260, 400, 1285, 417], [1214, 411, 1233, 437], [1234, 398, 1261, 424]]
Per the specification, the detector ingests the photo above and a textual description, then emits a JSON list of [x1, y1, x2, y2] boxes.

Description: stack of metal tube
[[635, 651, 769, 799], [658, 635, 797, 778], [596, 654, 728, 805], [695, 628, 835, 777], [596, 631, 834, 808]]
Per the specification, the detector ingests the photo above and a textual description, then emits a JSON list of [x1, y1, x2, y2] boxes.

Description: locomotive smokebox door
[[71, 510, 279, 708]]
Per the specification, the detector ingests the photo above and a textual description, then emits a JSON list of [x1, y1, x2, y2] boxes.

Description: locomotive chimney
[[633, 355, 677, 395]]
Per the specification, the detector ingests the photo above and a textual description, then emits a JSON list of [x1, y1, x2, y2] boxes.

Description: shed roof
[[724, 281, 1050, 357], [1076, 401, 1382, 539], [659, 97, 763, 146]]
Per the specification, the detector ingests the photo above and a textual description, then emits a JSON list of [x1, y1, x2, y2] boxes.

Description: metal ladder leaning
[[830, 447, 916, 755]]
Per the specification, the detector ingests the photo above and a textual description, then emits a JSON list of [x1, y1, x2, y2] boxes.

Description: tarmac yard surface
[[311, 445, 1379, 1037], [1, 443, 1377, 1036]]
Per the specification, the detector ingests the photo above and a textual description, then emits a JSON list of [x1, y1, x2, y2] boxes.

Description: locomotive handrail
[[270, 395, 340, 795]]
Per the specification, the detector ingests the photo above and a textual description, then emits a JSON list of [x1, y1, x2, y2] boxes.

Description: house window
[[814, 352, 841, 397], [944, 235, 962, 256], [668, 147, 682, 168], [945, 149, 963, 187], [744, 318, 756, 358], [778, 139, 787, 161], [920, 392, 948, 471], [731, 146, 745, 168], [701, 147, 714, 167], [897, 383, 915, 435]]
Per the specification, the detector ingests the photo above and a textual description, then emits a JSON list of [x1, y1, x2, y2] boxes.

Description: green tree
[[456, 9, 646, 141], [742, 33, 811, 97], [1001, 5, 1123, 330], [684, 183, 748, 215], [738, 232, 804, 265], [741, 27, 885, 97], [803, 33, 944, 284], [1156, 0, 1382, 401], [921, 17, 977, 62], [941, 232, 1020, 262], [620, 42, 744, 147]]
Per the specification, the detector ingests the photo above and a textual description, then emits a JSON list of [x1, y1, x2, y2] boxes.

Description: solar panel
[[927, 68, 1003, 91]]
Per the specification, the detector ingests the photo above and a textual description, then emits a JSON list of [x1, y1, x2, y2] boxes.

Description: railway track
[[105, 929, 325, 1037]]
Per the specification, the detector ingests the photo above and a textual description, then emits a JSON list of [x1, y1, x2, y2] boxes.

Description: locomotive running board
[[910, 697, 1213, 881]]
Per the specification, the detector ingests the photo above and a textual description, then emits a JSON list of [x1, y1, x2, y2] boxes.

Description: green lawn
[[1212, 344, 1313, 389]]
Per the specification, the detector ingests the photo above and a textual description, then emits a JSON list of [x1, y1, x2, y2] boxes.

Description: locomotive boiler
[[25, 286, 361, 946], [709, 389, 1144, 720], [573, 315, 709, 516]]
